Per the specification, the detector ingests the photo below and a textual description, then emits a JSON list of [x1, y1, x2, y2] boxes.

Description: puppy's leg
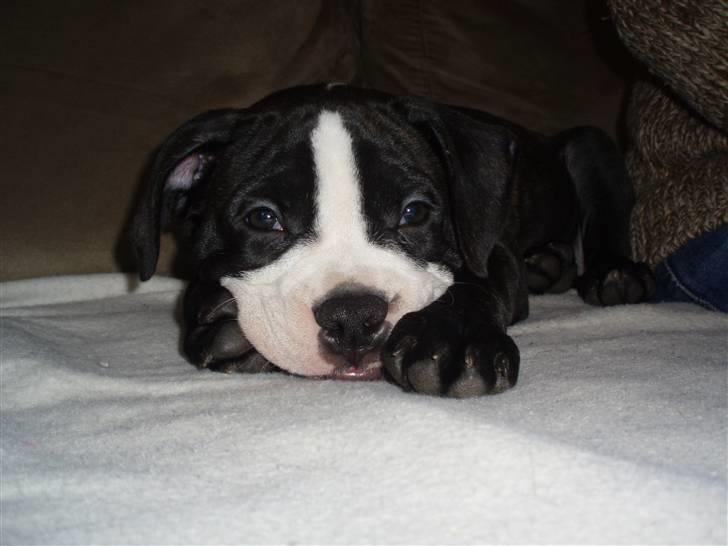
[[382, 244, 525, 398], [559, 127, 655, 305], [183, 280, 277, 374]]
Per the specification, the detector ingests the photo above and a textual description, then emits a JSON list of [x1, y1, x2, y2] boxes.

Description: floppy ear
[[400, 100, 518, 278], [130, 109, 247, 281]]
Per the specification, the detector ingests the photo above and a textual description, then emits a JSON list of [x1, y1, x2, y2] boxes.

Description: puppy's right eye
[[245, 207, 284, 232], [399, 200, 431, 227]]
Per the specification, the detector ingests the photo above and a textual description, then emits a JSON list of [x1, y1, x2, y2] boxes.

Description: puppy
[[130, 84, 654, 397]]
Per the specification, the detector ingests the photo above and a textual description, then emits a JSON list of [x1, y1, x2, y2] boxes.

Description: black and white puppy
[[130, 84, 654, 397]]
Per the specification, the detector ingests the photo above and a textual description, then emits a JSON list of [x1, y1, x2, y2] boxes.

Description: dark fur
[[130, 84, 654, 397]]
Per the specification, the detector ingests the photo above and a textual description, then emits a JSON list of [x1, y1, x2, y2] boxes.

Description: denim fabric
[[652, 225, 728, 312]]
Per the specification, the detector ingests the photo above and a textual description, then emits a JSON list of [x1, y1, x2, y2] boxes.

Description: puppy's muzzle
[[313, 292, 388, 369]]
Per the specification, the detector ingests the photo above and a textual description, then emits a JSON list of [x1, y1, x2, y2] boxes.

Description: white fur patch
[[222, 111, 453, 377], [311, 111, 367, 245]]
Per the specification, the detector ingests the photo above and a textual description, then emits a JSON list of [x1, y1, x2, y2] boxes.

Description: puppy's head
[[131, 85, 516, 378]]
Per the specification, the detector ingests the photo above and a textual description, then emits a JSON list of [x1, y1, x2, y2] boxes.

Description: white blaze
[[311, 111, 368, 246]]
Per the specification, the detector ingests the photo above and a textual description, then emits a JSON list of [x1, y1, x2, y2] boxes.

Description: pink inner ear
[[167, 154, 200, 191]]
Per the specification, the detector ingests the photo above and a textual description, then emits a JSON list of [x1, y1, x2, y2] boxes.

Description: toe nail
[[464, 346, 478, 369], [494, 352, 510, 378], [392, 336, 416, 357], [431, 346, 448, 362]]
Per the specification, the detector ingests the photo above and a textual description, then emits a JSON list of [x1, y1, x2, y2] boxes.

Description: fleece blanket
[[1, 274, 726, 545]]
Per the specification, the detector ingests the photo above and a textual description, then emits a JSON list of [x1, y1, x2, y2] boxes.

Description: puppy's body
[[131, 84, 654, 396]]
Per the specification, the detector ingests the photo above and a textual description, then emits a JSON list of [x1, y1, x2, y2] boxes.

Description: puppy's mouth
[[329, 361, 383, 381], [318, 340, 386, 381], [314, 321, 390, 381]]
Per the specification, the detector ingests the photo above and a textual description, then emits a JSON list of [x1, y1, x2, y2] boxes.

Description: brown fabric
[[359, 0, 626, 137], [609, 0, 728, 131], [608, 0, 728, 266], [0, 1, 628, 280], [0, 0, 355, 280], [626, 82, 728, 265]]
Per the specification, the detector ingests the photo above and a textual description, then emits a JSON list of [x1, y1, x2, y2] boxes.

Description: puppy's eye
[[399, 201, 430, 227], [245, 207, 283, 232]]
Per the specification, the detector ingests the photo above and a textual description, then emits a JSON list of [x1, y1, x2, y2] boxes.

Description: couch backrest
[[0, 0, 627, 280]]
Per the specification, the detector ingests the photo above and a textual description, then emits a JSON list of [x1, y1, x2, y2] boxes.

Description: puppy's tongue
[[331, 364, 382, 381]]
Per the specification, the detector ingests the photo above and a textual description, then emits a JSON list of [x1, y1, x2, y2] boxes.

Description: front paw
[[183, 280, 277, 374], [185, 321, 275, 374], [382, 308, 519, 397]]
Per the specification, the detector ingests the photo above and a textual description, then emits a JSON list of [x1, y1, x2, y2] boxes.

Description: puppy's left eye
[[399, 201, 430, 227], [245, 207, 284, 232]]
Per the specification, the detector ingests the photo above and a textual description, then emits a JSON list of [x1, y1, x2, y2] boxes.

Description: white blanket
[[1, 274, 726, 545]]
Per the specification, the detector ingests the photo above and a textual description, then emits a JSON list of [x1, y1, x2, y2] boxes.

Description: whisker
[[207, 297, 237, 318]]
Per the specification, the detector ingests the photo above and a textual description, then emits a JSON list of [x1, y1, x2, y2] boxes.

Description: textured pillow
[[608, 0, 728, 265]]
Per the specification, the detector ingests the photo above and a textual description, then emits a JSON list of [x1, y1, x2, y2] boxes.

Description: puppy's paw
[[183, 281, 277, 374], [382, 309, 519, 397], [185, 321, 275, 374], [525, 242, 576, 294], [206, 351, 276, 374], [577, 259, 656, 306]]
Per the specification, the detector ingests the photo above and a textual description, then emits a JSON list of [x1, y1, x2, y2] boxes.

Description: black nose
[[313, 293, 388, 363]]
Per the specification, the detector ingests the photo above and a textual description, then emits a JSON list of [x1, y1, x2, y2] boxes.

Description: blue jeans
[[652, 225, 728, 312]]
